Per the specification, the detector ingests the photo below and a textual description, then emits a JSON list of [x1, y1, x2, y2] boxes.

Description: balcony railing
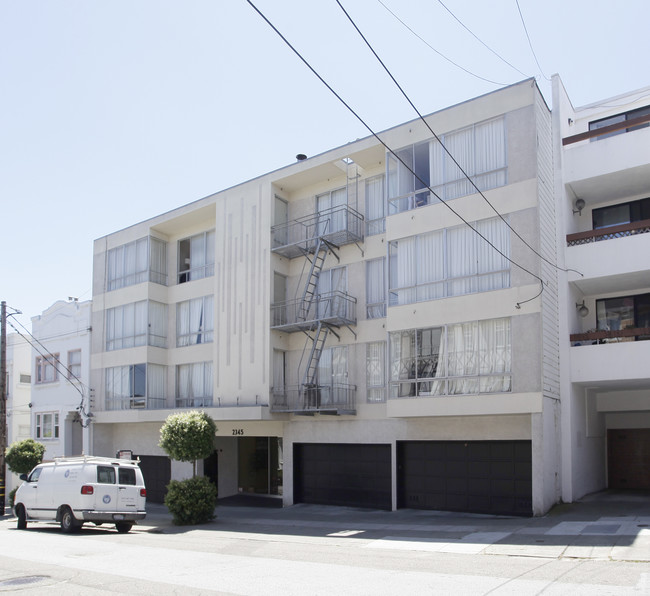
[[271, 205, 364, 258], [566, 219, 650, 246], [563, 112, 650, 146], [570, 327, 650, 347], [270, 383, 356, 415], [175, 398, 214, 408], [105, 396, 167, 410], [271, 291, 357, 332]]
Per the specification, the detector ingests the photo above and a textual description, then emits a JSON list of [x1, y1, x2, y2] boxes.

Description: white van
[[13, 455, 147, 533]]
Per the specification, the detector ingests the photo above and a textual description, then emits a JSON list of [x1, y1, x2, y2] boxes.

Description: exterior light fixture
[[576, 301, 589, 318], [573, 198, 586, 215], [296, 154, 307, 161]]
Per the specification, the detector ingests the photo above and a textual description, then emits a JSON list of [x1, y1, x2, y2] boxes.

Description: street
[[0, 494, 649, 595]]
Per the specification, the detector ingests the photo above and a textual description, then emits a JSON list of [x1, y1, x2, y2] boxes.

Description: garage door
[[294, 443, 391, 510], [397, 440, 532, 516], [137, 455, 171, 504], [608, 429, 650, 489]]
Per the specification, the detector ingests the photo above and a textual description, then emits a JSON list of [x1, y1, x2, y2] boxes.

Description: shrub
[[5, 439, 46, 475], [159, 411, 216, 465], [164, 476, 217, 525]]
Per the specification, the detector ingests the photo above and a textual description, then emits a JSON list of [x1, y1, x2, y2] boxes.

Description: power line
[[336, 0, 581, 282], [245, 0, 546, 308], [435, 0, 530, 78], [375, 0, 508, 86], [515, 0, 550, 82]]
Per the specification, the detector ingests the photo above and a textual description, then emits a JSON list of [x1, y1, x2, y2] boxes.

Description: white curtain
[[417, 230, 445, 301], [147, 364, 165, 403], [205, 231, 216, 276], [366, 258, 386, 319], [191, 234, 206, 280], [273, 350, 285, 394], [149, 237, 167, 284], [390, 237, 416, 305], [177, 296, 213, 346], [478, 318, 511, 392], [476, 217, 510, 291], [390, 330, 416, 397], [447, 225, 477, 296], [474, 117, 506, 191], [446, 322, 479, 394], [444, 126, 474, 199], [365, 175, 385, 235], [148, 301, 167, 348], [189, 297, 204, 344], [176, 300, 190, 347], [366, 341, 385, 403]]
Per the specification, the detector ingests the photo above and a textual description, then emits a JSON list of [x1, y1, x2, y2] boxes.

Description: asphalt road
[[0, 498, 649, 595]]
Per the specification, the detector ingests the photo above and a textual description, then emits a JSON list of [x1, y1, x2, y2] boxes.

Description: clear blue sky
[[2, 0, 648, 327]]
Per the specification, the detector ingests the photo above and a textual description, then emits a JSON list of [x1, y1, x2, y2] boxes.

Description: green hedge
[[164, 476, 217, 525]]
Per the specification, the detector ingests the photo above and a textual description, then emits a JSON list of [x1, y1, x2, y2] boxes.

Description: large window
[[317, 266, 348, 319], [365, 175, 385, 235], [176, 362, 213, 407], [366, 341, 386, 403], [389, 318, 511, 397], [316, 346, 348, 406], [35, 412, 59, 439], [67, 350, 81, 380], [105, 363, 165, 410], [389, 217, 510, 305], [366, 258, 386, 319], [178, 231, 215, 283], [35, 354, 59, 384], [316, 188, 347, 235], [107, 236, 167, 291], [176, 296, 214, 347], [589, 105, 650, 141], [387, 117, 506, 212], [596, 293, 650, 341], [106, 301, 167, 350], [592, 197, 650, 229]]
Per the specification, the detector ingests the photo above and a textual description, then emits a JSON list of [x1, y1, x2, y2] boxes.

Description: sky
[[1, 0, 648, 329]]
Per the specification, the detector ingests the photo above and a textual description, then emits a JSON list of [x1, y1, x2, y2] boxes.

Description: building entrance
[[238, 437, 283, 496]]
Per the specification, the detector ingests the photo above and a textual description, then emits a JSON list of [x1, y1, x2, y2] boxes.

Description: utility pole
[[0, 301, 7, 514]]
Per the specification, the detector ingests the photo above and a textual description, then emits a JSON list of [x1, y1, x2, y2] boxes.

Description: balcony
[[270, 384, 356, 415], [270, 291, 356, 332], [105, 396, 167, 410], [271, 205, 364, 259], [562, 120, 650, 204]]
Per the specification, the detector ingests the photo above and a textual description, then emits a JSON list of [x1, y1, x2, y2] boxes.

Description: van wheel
[[115, 522, 133, 534], [16, 505, 27, 530], [60, 507, 81, 533]]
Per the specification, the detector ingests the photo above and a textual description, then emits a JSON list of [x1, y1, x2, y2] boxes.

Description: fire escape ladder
[[301, 321, 329, 392], [297, 236, 327, 322]]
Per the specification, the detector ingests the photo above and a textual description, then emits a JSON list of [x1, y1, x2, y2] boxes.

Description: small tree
[[159, 411, 217, 525], [6, 439, 46, 476]]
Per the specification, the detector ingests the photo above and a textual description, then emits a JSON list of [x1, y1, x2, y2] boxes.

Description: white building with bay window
[[87, 76, 650, 516]]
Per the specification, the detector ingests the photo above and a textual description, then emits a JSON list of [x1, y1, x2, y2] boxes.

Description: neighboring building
[[90, 78, 564, 514], [31, 300, 92, 460], [6, 332, 32, 493], [554, 76, 650, 500]]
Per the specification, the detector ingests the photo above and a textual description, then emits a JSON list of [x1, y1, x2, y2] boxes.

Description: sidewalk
[[140, 489, 650, 562]]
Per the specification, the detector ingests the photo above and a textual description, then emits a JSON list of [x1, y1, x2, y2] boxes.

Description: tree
[[159, 411, 218, 525], [5, 439, 46, 475]]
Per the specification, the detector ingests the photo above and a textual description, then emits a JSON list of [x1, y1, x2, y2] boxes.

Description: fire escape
[[270, 196, 364, 415]]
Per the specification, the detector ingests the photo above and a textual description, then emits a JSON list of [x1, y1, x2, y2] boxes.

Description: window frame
[[35, 412, 60, 440], [366, 341, 386, 403], [177, 230, 216, 284], [176, 295, 214, 347], [67, 349, 81, 380], [35, 353, 59, 384], [107, 236, 167, 291]]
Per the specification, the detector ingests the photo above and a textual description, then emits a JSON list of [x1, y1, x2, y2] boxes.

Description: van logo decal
[[64, 470, 70, 478], [103, 495, 111, 504]]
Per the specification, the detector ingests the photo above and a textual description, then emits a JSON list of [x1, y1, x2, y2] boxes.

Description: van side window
[[28, 468, 42, 482], [97, 466, 116, 484], [118, 468, 136, 485]]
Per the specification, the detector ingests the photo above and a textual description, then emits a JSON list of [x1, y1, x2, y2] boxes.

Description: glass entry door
[[238, 437, 283, 496]]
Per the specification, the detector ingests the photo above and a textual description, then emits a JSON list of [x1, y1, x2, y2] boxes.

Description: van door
[[95, 465, 119, 511], [20, 466, 44, 517], [116, 466, 140, 512]]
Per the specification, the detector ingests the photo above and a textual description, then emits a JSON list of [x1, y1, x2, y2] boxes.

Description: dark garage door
[[294, 443, 391, 510], [137, 455, 171, 504], [398, 440, 532, 516], [608, 429, 650, 489]]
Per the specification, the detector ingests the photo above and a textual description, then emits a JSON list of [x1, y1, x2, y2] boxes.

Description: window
[[178, 230, 215, 283], [272, 273, 287, 326], [589, 105, 650, 141], [592, 197, 650, 229], [365, 175, 385, 235], [389, 318, 511, 397], [272, 350, 286, 399], [387, 117, 506, 212], [317, 267, 348, 319], [28, 467, 43, 482], [67, 350, 81, 380], [176, 362, 213, 407], [106, 301, 167, 350], [366, 258, 386, 319], [35, 354, 59, 384], [119, 468, 136, 485], [316, 346, 348, 405], [389, 217, 510, 305], [105, 363, 166, 410], [366, 341, 386, 403], [19, 373, 31, 384], [176, 295, 214, 347], [107, 236, 167, 291], [316, 187, 347, 235], [36, 412, 59, 439], [596, 293, 650, 341], [97, 466, 116, 484]]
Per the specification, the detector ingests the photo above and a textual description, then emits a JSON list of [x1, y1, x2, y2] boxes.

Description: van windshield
[[97, 466, 116, 484]]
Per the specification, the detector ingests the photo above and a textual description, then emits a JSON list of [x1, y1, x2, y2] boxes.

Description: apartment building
[[554, 76, 650, 500], [30, 300, 92, 460], [6, 332, 32, 493], [89, 78, 562, 515]]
